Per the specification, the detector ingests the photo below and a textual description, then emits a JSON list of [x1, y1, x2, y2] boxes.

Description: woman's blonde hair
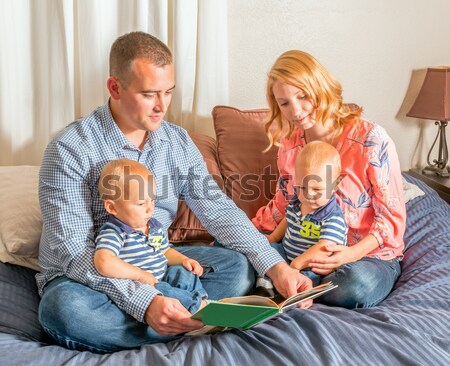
[[264, 50, 362, 151]]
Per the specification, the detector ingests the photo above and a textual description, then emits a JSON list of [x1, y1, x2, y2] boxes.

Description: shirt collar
[[290, 194, 339, 221], [107, 215, 155, 235], [100, 101, 133, 150], [144, 121, 171, 149]]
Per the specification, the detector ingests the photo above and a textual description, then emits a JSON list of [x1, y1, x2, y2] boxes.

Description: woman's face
[[272, 80, 316, 130]]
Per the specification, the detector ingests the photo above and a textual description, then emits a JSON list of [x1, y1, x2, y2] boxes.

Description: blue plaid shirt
[[37, 102, 283, 323]]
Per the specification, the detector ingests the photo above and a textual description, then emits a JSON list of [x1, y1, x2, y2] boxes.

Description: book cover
[[189, 282, 337, 334]]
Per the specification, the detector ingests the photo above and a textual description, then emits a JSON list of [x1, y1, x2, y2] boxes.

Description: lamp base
[[422, 165, 450, 177]]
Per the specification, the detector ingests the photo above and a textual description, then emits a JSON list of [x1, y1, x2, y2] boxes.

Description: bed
[[1, 106, 449, 366]]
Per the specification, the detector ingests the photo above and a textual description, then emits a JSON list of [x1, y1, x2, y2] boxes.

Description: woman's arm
[[308, 124, 406, 273], [308, 235, 379, 275], [290, 240, 334, 270], [265, 217, 288, 243], [365, 127, 406, 254]]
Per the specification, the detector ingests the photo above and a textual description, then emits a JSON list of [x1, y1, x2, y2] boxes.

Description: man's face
[[115, 58, 175, 133]]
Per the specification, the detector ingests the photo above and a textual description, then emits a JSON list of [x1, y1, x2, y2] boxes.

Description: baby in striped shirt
[[94, 158, 208, 313], [266, 141, 348, 287]]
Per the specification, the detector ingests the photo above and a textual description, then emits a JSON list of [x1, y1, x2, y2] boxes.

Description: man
[[37, 31, 312, 353]]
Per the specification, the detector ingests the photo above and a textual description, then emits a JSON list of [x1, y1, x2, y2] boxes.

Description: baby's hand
[[183, 258, 204, 276], [138, 272, 159, 286]]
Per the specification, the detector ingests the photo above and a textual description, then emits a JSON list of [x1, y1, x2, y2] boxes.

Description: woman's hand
[[182, 258, 204, 276], [289, 244, 332, 271], [308, 244, 357, 275], [309, 235, 380, 274]]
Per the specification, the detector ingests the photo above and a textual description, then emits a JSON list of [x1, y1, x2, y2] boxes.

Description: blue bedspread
[[1, 175, 449, 366]]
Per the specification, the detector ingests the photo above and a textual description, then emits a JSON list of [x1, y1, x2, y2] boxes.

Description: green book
[[188, 282, 337, 335]]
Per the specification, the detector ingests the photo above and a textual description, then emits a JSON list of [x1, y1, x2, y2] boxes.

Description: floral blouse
[[252, 118, 406, 260]]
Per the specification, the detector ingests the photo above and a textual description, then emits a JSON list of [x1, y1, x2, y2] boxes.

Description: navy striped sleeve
[[320, 215, 348, 245]]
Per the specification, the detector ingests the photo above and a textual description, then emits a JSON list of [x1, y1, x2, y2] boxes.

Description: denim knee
[[320, 259, 398, 308], [225, 250, 255, 295]]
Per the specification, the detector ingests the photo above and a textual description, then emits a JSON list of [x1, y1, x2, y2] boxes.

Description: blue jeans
[[154, 265, 206, 314], [38, 246, 254, 353], [270, 242, 323, 287], [270, 242, 401, 308]]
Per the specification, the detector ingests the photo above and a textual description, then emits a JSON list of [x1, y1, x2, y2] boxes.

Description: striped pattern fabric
[[2, 174, 450, 365], [95, 217, 169, 281], [283, 196, 348, 261]]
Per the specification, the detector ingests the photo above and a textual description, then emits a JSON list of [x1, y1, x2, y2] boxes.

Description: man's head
[[99, 158, 156, 230], [109, 31, 172, 87], [294, 141, 342, 210], [107, 32, 175, 135]]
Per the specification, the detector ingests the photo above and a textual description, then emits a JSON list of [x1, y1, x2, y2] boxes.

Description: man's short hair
[[109, 31, 172, 85]]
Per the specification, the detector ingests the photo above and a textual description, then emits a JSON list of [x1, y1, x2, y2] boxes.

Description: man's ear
[[104, 200, 117, 215], [107, 77, 121, 100]]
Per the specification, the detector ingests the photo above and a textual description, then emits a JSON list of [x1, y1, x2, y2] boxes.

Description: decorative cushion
[[168, 132, 223, 243], [212, 106, 279, 219], [0, 166, 40, 271]]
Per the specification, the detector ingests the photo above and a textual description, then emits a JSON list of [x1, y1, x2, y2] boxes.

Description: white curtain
[[0, 0, 229, 166]]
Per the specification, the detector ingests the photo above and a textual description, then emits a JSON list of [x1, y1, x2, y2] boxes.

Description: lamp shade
[[407, 66, 450, 121]]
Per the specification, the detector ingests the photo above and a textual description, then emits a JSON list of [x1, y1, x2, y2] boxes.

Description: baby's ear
[[104, 200, 117, 215]]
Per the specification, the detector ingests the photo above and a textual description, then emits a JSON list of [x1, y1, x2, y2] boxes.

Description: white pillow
[[0, 166, 41, 271], [402, 176, 425, 203]]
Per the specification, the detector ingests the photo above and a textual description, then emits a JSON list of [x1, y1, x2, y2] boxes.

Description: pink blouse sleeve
[[364, 125, 406, 252]]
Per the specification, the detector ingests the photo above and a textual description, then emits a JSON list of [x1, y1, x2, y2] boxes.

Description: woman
[[253, 50, 406, 308]]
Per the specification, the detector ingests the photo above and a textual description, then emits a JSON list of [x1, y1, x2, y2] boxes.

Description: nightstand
[[407, 168, 450, 204]]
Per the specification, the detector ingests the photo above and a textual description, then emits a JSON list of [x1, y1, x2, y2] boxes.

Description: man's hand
[[182, 258, 204, 276], [266, 262, 313, 309], [144, 295, 204, 335]]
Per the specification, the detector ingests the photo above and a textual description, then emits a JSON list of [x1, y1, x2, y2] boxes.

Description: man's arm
[[181, 138, 285, 277], [38, 140, 159, 323]]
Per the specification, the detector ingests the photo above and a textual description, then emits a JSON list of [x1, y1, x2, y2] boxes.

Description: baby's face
[[113, 177, 156, 231], [294, 164, 337, 211]]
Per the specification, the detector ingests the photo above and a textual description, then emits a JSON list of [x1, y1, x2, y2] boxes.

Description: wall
[[227, 0, 450, 170]]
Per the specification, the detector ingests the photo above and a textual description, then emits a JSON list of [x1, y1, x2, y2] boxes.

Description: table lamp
[[407, 66, 450, 177]]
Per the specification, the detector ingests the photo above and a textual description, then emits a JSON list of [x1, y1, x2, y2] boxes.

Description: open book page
[[187, 282, 337, 334], [220, 282, 336, 309], [279, 282, 338, 311], [219, 295, 278, 307]]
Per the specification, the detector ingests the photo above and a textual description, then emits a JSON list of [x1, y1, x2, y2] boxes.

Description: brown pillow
[[212, 106, 279, 220], [168, 132, 222, 243]]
